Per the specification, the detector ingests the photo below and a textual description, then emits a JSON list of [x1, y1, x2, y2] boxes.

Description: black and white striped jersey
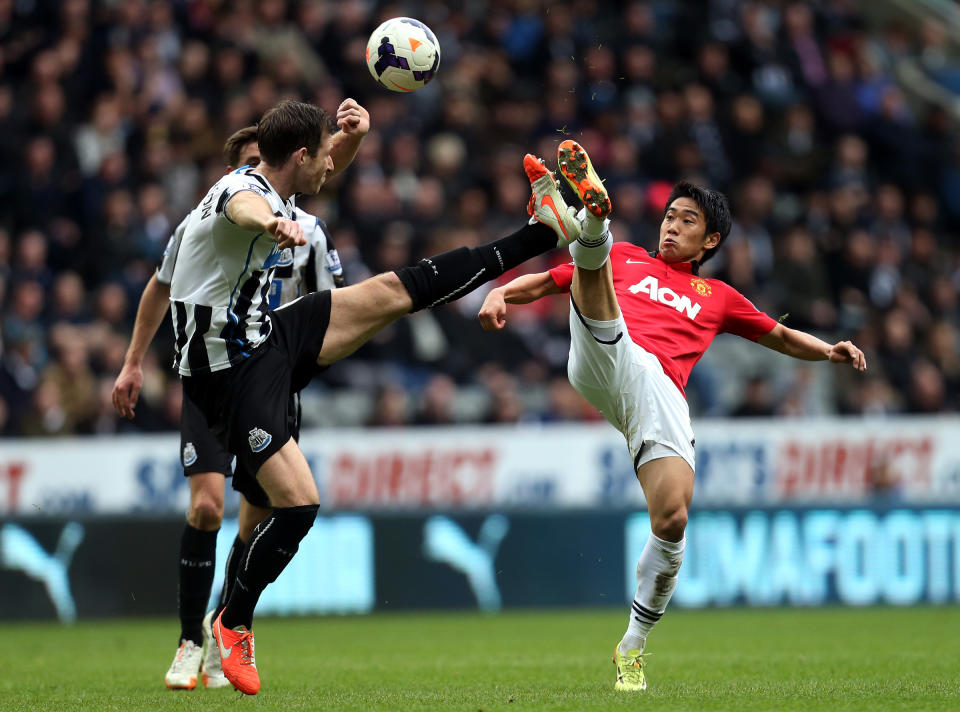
[[267, 211, 344, 309], [168, 168, 293, 376], [157, 206, 343, 299], [156, 214, 188, 287]]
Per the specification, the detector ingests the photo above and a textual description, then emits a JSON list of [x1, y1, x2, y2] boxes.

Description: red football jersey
[[549, 242, 778, 395]]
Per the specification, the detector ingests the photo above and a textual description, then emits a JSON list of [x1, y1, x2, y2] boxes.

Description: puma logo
[[1, 522, 84, 622], [423, 515, 509, 612]]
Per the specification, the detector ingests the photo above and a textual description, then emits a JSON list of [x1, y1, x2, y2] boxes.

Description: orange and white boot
[[523, 153, 581, 247], [212, 611, 260, 695], [201, 610, 231, 688], [164, 639, 202, 690], [557, 140, 612, 219], [556, 140, 613, 269]]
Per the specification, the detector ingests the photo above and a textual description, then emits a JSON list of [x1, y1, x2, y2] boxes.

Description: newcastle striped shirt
[[159, 208, 343, 308], [266, 212, 344, 309], [167, 168, 293, 376]]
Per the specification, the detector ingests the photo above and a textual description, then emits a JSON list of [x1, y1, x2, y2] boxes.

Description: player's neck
[[253, 164, 296, 201], [653, 251, 701, 274]]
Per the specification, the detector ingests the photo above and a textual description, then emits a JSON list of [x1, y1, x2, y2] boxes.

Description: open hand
[[112, 363, 143, 419]]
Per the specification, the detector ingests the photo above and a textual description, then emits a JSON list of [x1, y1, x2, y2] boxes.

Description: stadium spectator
[[1, 0, 960, 431], [368, 383, 412, 427], [415, 374, 457, 426], [731, 375, 776, 417]]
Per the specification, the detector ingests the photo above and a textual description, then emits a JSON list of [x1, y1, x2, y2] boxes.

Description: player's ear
[[704, 231, 721, 250], [295, 147, 308, 165]]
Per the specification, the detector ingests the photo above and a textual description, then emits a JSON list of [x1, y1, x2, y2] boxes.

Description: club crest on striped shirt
[[248, 427, 272, 453], [277, 248, 294, 267]]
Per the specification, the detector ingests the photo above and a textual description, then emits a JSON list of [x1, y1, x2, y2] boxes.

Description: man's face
[[237, 141, 261, 170], [658, 197, 718, 263], [226, 140, 261, 173], [297, 132, 335, 194]]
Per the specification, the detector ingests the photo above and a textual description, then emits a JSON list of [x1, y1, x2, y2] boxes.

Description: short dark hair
[[222, 125, 258, 167], [257, 100, 335, 166], [663, 181, 732, 264]]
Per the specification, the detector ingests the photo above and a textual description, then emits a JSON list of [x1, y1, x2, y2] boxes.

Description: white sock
[[569, 232, 611, 269], [581, 209, 608, 240], [619, 533, 685, 654], [569, 208, 611, 270]]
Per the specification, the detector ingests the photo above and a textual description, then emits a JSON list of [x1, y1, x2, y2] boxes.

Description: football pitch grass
[[4, 607, 958, 711]]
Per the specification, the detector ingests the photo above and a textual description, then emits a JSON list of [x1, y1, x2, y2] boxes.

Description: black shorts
[[180, 393, 233, 477], [181, 290, 330, 498], [228, 393, 302, 508], [181, 389, 275, 509]]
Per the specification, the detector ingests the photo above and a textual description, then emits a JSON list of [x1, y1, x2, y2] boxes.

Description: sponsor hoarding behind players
[[478, 140, 866, 693]]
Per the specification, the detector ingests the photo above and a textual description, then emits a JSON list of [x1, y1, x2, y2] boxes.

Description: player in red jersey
[[479, 140, 866, 692]]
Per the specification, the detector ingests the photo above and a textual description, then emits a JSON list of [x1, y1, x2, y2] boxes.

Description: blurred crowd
[[2, 0, 960, 437]]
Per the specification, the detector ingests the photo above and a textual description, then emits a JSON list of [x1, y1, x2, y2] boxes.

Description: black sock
[[178, 524, 218, 645], [221, 505, 318, 630], [215, 535, 245, 619], [395, 221, 556, 311]]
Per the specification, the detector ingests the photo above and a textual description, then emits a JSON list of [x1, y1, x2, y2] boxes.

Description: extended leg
[[318, 222, 558, 365], [318, 154, 579, 367], [571, 260, 619, 323], [557, 140, 618, 324]]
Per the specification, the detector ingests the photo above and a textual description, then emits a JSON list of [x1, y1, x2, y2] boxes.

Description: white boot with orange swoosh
[[523, 153, 581, 247]]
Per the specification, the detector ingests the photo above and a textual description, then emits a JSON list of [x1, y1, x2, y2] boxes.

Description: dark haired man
[[172, 99, 581, 694], [112, 122, 345, 690], [479, 139, 866, 692]]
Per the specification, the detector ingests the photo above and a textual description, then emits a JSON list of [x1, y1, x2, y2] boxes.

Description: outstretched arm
[[225, 191, 305, 249], [757, 323, 867, 372], [329, 98, 369, 179], [478, 271, 562, 331], [112, 274, 171, 419]]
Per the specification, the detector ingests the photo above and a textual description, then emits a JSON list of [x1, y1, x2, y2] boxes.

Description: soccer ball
[[365, 17, 441, 93]]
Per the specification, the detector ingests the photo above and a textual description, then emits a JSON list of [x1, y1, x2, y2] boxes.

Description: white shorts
[[567, 297, 696, 473]]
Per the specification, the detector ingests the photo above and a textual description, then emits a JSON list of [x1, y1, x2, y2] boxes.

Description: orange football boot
[[522, 153, 581, 246], [212, 611, 260, 695], [557, 140, 612, 219]]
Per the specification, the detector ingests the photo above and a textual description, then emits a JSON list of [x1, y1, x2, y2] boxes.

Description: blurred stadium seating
[[2, 0, 960, 436]]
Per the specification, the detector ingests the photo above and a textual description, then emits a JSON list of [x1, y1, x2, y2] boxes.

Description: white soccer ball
[[365, 17, 441, 93]]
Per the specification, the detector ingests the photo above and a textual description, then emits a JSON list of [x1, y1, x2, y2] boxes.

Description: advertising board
[[3, 507, 957, 621], [2, 418, 959, 516]]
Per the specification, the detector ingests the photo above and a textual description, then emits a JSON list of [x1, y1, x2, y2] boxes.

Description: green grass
[[3, 607, 958, 711]]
